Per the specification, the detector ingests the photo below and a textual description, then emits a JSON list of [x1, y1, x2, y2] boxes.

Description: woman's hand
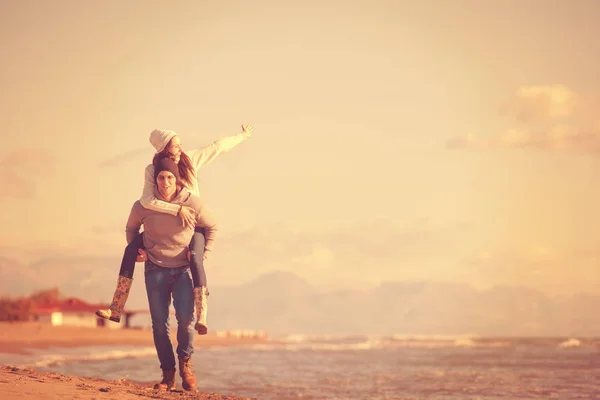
[[178, 206, 196, 229], [241, 124, 253, 138]]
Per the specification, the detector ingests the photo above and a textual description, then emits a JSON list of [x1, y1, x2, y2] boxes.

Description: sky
[[1, 0, 599, 295]]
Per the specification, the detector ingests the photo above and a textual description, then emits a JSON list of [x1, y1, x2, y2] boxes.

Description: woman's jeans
[[144, 261, 195, 369], [119, 227, 207, 288]]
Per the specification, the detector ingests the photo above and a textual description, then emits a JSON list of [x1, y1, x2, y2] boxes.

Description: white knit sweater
[[140, 132, 248, 215]]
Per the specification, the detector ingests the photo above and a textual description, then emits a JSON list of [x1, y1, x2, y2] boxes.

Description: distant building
[[31, 297, 125, 329]]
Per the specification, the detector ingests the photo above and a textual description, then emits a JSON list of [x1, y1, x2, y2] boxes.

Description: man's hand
[[136, 248, 148, 263], [241, 124, 253, 138], [178, 206, 196, 229]]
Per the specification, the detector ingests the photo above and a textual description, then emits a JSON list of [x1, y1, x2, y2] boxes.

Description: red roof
[[32, 297, 108, 314]]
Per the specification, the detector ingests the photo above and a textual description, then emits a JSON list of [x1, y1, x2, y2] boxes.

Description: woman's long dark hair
[[152, 139, 196, 189]]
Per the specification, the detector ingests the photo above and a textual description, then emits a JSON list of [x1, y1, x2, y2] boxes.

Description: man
[[126, 156, 218, 391]]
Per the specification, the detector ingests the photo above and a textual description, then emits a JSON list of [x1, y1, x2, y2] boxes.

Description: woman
[[96, 124, 253, 334]]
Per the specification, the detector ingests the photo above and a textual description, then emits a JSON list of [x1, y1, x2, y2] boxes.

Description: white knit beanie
[[149, 129, 178, 153]]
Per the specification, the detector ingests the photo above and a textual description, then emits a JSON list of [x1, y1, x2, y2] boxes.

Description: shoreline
[[0, 322, 270, 355]]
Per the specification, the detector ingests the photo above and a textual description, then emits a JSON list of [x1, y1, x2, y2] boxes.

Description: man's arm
[[125, 202, 144, 244], [139, 164, 180, 215], [187, 125, 253, 172]]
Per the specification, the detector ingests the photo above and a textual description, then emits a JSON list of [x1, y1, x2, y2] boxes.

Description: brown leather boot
[[178, 357, 197, 391], [193, 286, 208, 335], [153, 368, 176, 390]]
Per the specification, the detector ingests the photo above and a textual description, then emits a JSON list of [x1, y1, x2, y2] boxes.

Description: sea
[[1, 334, 599, 400]]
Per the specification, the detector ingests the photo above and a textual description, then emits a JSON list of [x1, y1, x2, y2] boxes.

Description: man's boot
[[193, 286, 208, 335], [178, 357, 197, 391], [153, 368, 176, 391], [95, 275, 133, 323]]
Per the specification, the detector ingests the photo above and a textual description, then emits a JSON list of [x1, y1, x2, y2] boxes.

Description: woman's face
[[166, 136, 182, 163]]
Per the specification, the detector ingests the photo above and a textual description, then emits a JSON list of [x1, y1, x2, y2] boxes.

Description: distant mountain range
[[208, 271, 600, 337], [2, 256, 599, 336]]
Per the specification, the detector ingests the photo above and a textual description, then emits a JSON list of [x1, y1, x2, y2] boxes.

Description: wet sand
[[0, 322, 268, 354]]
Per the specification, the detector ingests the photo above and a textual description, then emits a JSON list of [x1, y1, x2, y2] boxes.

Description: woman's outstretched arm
[[186, 124, 253, 172]]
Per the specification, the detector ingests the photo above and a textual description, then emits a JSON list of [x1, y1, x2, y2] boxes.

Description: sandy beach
[[0, 366, 256, 399], [0, 322, 268, 399]]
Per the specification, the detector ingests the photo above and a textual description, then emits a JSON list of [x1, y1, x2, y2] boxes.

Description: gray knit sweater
[[125, 188, 218, 268]]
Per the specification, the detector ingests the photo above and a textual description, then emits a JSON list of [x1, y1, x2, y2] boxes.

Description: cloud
[[0, 148, 56, 199], [447, 85, 600, 154], [291, 244, 336, 269], [501, 84, 580, 123], [448, 126, 600, 153], [98, 148, 146, 168], [216, 219, 446, 265], [446, 133, 486, 150], [465, 245, 552, 277], [207, 218, 471, 286], [459, 244, 600, 294]]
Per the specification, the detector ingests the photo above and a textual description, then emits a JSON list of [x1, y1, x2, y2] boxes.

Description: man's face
[[156, 171, 177, 199]]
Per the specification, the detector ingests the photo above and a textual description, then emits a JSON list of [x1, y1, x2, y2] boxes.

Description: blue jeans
[[144, 261, 195, 370]]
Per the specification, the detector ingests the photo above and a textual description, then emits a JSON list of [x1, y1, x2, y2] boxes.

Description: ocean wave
[[270, 334, 600, 352], [247, 341, 383, 352], [557, 338, 581, 348], [390, 333, 479, 341], [7, 346, 158, 369], [281, 333, 372, 343], [249, 334, 516, 352]]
